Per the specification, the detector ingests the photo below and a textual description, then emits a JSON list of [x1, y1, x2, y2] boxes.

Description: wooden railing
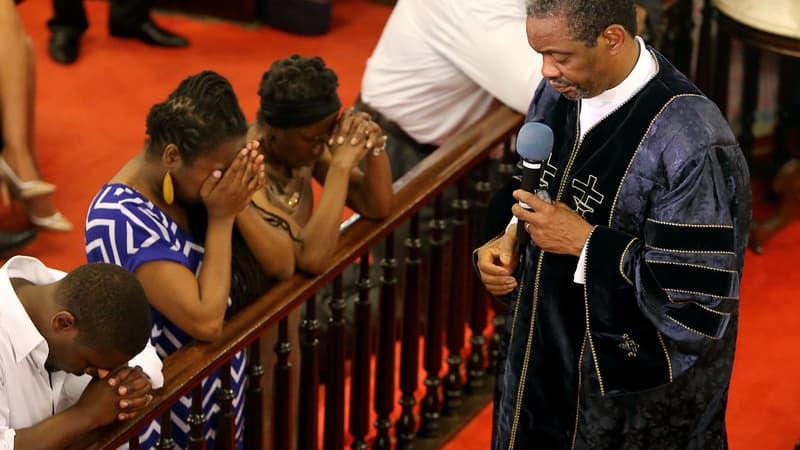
[[69, 106, 524, 450]]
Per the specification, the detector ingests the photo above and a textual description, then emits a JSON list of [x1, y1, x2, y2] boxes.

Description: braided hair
[[145, 70, 247, 164], [146, 71, 274, 310]]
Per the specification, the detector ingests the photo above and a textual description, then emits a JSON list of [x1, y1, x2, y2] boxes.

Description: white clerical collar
[[579, 36, 658, 140], [582, 36, 657, 110]]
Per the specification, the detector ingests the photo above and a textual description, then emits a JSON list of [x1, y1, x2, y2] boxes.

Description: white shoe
[[30, 211, 74, 232], [0, 156, 56, 199]]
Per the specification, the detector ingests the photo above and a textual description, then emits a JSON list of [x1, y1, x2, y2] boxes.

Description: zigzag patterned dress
[[85, 184, 247, 450]]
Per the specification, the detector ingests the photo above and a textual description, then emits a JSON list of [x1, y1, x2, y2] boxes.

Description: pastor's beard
[[548, 78, 590, 100]]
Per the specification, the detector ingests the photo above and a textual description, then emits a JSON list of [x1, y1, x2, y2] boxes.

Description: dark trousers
[[47, 0, 152, 35], [353, 97, 438, 181]]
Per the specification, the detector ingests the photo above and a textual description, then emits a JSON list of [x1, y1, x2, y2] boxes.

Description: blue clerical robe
[[492, 48, 751, 450]]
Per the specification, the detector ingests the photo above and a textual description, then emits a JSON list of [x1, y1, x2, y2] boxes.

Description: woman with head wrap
[[248, 54, 393, 274]]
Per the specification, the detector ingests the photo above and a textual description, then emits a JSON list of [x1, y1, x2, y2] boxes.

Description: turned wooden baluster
[[695, 0, 714, 91], [739, 47, 761, 162], [498, 137, 516, 179], [420, 197, 449, 437], [298, 295, 320, 450], [245, 341, 265, 450], [658, 0, 694, 75], [216, 361, 236, 450], [488, 315, 507, 377], [488, 139, 515, 377], [374, 233, 398, 449], [188, 385, 206, 449], [156, 410, 175, 449], [712, 18, 732, 115], [349, 254, 374, 450], [467, 162, 492, 392], [396, 214, 423, 450], [274, 318, 292, 450], [444, 181, 470, 415], [323, 276, 346, 450]]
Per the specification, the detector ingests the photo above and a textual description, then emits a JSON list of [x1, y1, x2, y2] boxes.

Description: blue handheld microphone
[[515, 122, 554, 249]]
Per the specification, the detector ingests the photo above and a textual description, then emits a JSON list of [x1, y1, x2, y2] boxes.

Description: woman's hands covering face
[[202, 141, 266, 220]]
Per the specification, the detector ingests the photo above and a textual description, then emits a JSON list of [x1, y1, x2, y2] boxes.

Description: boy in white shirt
[[0, 256, 162, 449]]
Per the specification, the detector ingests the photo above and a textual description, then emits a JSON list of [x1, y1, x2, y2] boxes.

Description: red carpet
[[10, 1, 800, 449]]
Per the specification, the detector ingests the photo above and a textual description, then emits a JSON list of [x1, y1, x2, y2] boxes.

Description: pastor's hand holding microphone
[[513, 190, 592, 257], [513, 122, 592, 257], [477, 122, 592, 296]]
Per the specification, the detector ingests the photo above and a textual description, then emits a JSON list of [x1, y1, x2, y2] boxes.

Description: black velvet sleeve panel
[[635, 141, 745, 342], [644, 218, 735, 253]]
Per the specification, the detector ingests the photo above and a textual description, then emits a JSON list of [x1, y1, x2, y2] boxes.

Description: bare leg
[[19, 36, 59, 220], [0, 2, 69, 229], [25, 36, 39, 173], [0, 0, 39, 181]]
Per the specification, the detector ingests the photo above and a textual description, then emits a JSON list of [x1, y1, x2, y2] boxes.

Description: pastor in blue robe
[[492, 49, 751, 450]]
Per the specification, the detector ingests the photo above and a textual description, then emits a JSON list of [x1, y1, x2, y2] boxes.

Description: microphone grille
[[516, 122, 554, 161]]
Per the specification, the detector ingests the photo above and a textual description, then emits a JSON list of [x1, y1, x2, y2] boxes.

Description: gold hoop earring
[[162, 171, 174, 205]]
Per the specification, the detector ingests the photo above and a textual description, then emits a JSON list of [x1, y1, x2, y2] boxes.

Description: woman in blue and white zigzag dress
[[84, 71, 295, 449]]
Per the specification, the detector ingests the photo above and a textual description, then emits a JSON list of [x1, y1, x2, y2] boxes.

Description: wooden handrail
[[68, 105, 523, 450]]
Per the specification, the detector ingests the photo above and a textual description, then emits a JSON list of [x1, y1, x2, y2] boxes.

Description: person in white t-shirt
[[359, 0, 543, 179], [0, 256, 161, 449], [358, 0, 662, 181]]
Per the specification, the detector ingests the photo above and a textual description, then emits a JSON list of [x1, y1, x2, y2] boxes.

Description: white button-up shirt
[[0, 256, 163, 449]]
